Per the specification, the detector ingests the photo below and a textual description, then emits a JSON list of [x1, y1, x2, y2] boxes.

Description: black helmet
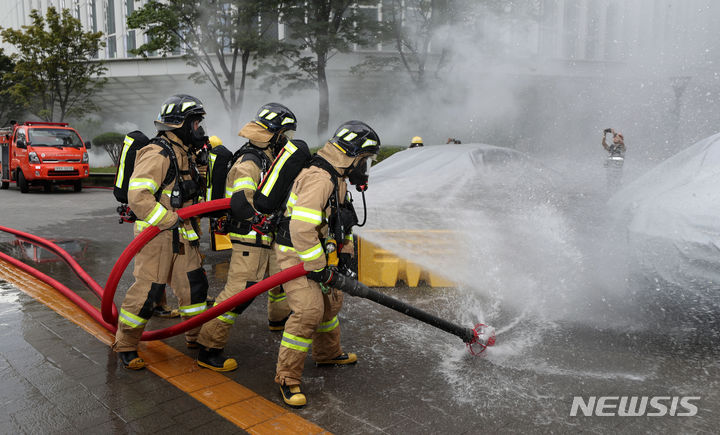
[[155, 94, 206, 131], [330, 120, 380, 157], [254, 103, 297, 134]]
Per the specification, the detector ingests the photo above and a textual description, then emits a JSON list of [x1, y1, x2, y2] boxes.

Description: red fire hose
[[0, 249, 116, 332], [1, 198, 309, 341], [1, 199, 495, 353]]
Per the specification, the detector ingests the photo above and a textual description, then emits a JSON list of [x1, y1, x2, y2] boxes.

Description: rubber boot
[[316, 352, 358, 366], [119, 351, 145, 370], [197, 347, 238, 372], [279, 384, 307, 408]]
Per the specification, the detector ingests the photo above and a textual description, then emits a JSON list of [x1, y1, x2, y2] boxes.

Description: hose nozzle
[[466, 323, 496, 356]]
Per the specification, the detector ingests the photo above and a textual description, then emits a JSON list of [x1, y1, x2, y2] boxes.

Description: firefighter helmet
[[411, 136, 423, 144], [154, 94, 206, 131], [330, 120, 380, 157], [254, 103, 297, 134]]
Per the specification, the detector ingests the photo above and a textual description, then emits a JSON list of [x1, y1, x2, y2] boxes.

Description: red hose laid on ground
[[0, 250, 116, 332], [0, 224, 116, 318]]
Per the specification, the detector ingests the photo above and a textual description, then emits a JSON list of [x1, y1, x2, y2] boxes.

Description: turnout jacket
[[128, 131, 199, 242], [225, 122, 275, 246], [282, 162, 354, 272]]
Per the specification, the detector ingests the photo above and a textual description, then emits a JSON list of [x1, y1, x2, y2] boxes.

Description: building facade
[[0, 0, 718, 151]]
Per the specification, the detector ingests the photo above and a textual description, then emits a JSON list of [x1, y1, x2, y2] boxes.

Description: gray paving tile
[[0, 415, 25, 435], [157, 395, 203, 418], [46, 384, 104, 417], [173, 405, 229, 431], [11, 400, 74, 434], [127, 410, 176, 433], [1, 344, 47, 370], [113, 399, 160, 423], [0, 372, 46, 415], [177, 418, 245, 435], [22, 362, 79, 397], [78, 415, 130, 433], [65, 404, 117, 431]]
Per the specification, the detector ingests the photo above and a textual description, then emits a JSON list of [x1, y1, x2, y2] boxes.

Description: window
[[15, 129, 26, 145], [28, 129, 83, 148], [260, 11, 279, 41], [356, 4, 381, 51], [106, 0, 116, 58], [108, 36, 117, 58], [126, 0, 136, 57], [106, 0, 115, 33], [90, 0, 97, 32]]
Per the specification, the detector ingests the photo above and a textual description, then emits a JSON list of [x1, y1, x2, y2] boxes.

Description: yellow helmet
[[411, 136, 423, 144], [208, 135, 223, 148]]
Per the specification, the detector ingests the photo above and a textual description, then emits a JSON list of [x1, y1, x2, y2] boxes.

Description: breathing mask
[[190, 124, 208, 149], [176, 116, 207, 149], [347, 155, 374, 192]]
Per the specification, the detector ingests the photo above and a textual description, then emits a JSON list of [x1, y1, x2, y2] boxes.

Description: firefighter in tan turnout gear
[[274, 120, 380, 407], [196, 103, 295, 371], [112, 94, 209, 369]]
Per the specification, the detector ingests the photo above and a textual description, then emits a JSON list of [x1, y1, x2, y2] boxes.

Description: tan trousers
[[113, 229, 207, 352], [274, 246, 343, 387], [197, 243, 290, 349]]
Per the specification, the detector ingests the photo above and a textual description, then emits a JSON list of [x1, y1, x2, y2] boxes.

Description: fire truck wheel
[[73, 180, 82, 192], [17, 170, 29, 193], [1, 181, 8, 190]]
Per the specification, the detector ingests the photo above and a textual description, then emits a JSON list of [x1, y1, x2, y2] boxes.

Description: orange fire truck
[[0, 121, 91, 193]]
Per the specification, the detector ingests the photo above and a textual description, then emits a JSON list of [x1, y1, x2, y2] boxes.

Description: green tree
[[128, 0, 287, 135], [275, 1, 383, 136], [0, 49, 25, 125], [92, 132, 125, 166], [0, 7, 106, 122]]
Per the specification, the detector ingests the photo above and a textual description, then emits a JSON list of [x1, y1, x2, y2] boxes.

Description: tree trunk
[[317, 55, 329, 137], [229, 51, 251, 138], [229, 105, 241, 139]]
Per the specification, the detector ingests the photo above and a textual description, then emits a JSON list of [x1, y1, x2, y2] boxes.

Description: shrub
[[93, 132, 125, 166]]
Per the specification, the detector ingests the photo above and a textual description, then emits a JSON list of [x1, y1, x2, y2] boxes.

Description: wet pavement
[[0, 278, 241, 433], [1, 186, 720, 433]]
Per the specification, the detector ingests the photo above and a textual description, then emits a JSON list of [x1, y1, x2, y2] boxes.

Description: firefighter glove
[[338, 253, 356, 278], [307, 267, 337, 292], [168, 216, 184, 230], [338, 253, 352, 269]]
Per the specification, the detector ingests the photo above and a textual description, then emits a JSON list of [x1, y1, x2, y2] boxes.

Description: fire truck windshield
[[28, 128, 83, 148]]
